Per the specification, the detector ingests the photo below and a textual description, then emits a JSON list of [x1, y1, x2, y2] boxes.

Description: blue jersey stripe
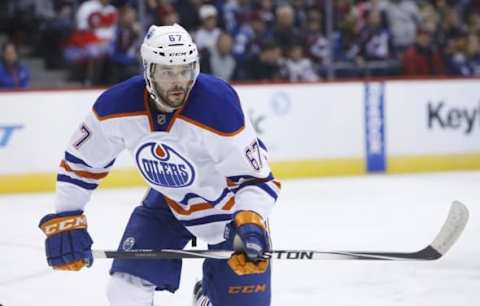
[[179, 188, 231, 205], [256, 183, 278, 200], [181, 214, 232, 226], [231, 181, 278, 200], [257, 138, 268, 151], [227, 172, 274, 183], [64, 152, 92, 168], [233, 176, 274, 190], [57, 174, 98, 190], [65, 152, 115, 169], [104, 159, 116, 168]]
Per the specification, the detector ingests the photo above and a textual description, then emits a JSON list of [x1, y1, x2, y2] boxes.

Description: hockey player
[[38, 24, 280, 306]]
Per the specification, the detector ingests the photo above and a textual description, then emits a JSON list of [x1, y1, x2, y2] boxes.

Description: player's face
[[151, 63, 196, 109]]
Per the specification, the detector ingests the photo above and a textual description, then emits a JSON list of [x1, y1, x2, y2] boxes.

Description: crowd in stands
[[2, 0, 480, 88], [0, 41, 29, 88]]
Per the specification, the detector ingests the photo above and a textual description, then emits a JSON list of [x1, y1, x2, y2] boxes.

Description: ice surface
[[1, 171, 479, 306]]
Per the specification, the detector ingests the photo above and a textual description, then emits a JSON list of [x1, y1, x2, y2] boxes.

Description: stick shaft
[[93, 201, 469, 261], [93, 246, 437, 261]]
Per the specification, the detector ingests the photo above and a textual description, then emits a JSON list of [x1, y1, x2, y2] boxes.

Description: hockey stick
[[93, 201, 469, 261]]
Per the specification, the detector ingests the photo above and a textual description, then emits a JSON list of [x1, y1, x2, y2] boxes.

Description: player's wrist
[[40, 209, 84, 222], [233, 210, 265, 230]]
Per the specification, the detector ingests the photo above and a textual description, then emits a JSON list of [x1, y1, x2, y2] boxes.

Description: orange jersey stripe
[[143, 88, 155, 131], [273, 180, 282, 189], [60, 160, 109, 180], [221, 197, 235, 210], [164, 197, 213, 216], [166, 108, 183, 131], [93, 108, 146, 121], [226, 179, 238, 187], [177, 114, 245, 137]]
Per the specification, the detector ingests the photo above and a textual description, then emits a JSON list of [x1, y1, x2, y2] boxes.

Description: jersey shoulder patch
[[180, 74, 244, 136], [93, 75, 147, 120]]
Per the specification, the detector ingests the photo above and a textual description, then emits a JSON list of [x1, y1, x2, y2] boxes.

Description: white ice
[[1, 171, 479, 306]]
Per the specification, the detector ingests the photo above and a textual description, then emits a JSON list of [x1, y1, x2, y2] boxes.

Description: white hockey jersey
[[55, 74, 280, 244]]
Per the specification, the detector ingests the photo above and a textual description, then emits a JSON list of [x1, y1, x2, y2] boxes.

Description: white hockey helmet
[[141, 24, 199, 112]]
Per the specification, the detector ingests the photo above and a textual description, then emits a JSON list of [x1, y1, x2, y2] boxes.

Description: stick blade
[[429, 201, 469, 257]]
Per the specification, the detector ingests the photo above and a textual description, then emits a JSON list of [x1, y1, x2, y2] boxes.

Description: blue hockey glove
[[39, 210, 93, 271], [227, 210, 270, 275]]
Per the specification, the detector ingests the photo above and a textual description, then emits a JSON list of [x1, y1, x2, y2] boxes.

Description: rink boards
[[1, 79, 479, 193]]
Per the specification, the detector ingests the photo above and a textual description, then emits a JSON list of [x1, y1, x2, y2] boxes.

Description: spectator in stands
[[64, 0, 118, 85], [194, 4, 221, 53], [334, 12, 362, 64], [358, 9, 392, 61], [401, 28, 445, 76], [384, 0, 421, 51], [466, 34, 480, 75], [75, 0, 118, 52], [450, 0, 480, 16], [445, 33, 480, 76], [144, 0, 160, 27], [194, 4, 222, 77], [467, 12, 480, 36], [206, 32, 237, 81], [439, 6, 468, 48], [40, 1, 75, 69], [5, 0, 55, 54], [419, 2, 440, 34], [244, 40, 284, 81], [161, 4, 180, 26], [222, 0, 253, 34], [291, 0, 309, 30], [232, 12, 273, 65], [255, 0, 275, 28], [282, 43, 320, 82], [150, 3, 179, 26], [355, 0, 388, 28], [111, 4, 141, 83], [272, 4, 303, 55], [333, 0, 355, 31], [173, 0, 202, 32], [446, 33, 467, 75], [429, 0, 450, 30], [304, 11, 330, 67], [5, 0, 480, 85], [0, 42, 29, 88]]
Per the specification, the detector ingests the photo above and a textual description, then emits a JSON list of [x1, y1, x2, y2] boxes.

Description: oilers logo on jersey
[[135, 142, 195, 188]]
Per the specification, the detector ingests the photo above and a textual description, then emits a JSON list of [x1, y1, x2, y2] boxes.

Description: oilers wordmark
[[136, 142, 195, 188], [141, 159, 189, 186]]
